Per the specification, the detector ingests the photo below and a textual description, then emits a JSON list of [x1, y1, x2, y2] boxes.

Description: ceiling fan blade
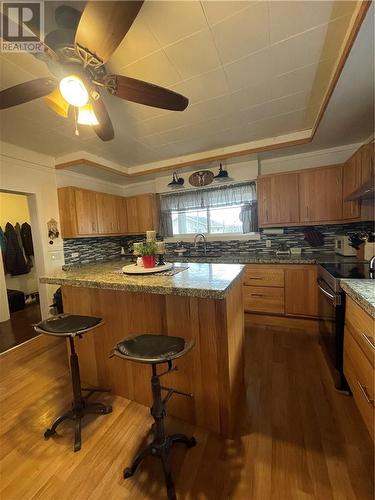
[[92, 97, 114, 142], [44, 29, 76, 51], [1, 12, 58, 61], [55, 5, 82, 31], [107, 74, 189, 111], [75, 1, 144, 65], [0, 78, 57, 109]]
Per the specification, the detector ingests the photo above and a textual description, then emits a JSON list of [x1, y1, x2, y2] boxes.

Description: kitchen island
[[41, 260, 245, 437]]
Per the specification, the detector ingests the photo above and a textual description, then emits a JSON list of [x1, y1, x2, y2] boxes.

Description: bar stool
[[34, 314, 112, 452], [111, 334, 196, 500]]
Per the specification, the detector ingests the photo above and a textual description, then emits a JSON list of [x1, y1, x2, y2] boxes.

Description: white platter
[[122, 262, 174, 274]]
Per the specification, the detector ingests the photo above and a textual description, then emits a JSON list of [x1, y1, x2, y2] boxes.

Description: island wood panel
[[61, 282, 244, 437]]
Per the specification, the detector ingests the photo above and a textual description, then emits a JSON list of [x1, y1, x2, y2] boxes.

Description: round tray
[[122, 262, 174, 274]]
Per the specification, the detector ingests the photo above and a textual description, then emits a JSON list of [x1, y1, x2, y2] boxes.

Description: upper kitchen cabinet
[[58, 187, 158, 238], [126, 194, 160, 234], [342, 152, 362, 220], [257, 173, 300, 226], [360, 139, 375, 184], [299, 165, 343, 223]]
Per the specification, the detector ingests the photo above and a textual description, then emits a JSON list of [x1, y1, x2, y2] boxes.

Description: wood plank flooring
[[0, 303, 41, 353], [0, 325, 373, 499]]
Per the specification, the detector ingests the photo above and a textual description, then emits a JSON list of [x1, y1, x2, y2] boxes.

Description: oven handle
[[317, 279, 341, 306]]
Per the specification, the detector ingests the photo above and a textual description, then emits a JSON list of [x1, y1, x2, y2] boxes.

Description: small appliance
[[334, 235, 356, 256]]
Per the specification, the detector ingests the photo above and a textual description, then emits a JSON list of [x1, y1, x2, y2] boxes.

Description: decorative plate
[[189, 170, 214, 187], [122, 262, 174, 274]]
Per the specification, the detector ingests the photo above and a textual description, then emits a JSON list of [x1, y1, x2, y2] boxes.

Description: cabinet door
[[285, 266, 318, 317], [299, 166, 343, 222], [96, 193, 119, 234], [257, 173, 300, 226], [74, 189, 98, 235], [117, 197, 128, 234], [361, 141, 375, 184], [342, 154, 361, 220], [136, 194, 157, 232], [126, 196, 139, 234]]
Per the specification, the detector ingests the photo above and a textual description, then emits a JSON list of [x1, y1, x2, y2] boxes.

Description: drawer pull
[[249, 277, 262, 280], [357, 381, 375, 406], [361, 332, 375, 350], [250, 294, 264, 297]]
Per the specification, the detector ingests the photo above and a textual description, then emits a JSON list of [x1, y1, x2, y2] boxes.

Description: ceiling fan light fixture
[[59, 75, 89, 107], [168, 172, 184, 188], [77, 103, 99, 126], [44, 87, 69, 117]]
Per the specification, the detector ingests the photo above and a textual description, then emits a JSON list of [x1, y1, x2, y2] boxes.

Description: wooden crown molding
[[55, 1, 371, 180]]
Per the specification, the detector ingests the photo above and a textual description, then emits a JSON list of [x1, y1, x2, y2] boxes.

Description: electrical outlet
[[71, 252, 79, 258], [266, 240, 271, 248]]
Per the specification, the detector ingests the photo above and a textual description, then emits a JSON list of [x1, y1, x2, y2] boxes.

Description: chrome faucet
[[370, 255, 375, 279], [194, 233, 207, 255]]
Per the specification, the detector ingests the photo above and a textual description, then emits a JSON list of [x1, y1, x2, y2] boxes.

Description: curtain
[[159, 182, 257, 237]]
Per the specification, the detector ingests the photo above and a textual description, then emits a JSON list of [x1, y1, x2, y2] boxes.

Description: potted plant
[[139, 241, 158, 268]]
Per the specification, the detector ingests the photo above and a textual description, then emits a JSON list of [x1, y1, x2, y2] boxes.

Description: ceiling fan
[[0, 1, 189, 141]]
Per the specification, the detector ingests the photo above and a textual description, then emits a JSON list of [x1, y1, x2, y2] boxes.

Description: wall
[[0, 192, 38, 295]]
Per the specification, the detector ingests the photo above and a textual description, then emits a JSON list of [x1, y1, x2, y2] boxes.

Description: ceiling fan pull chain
[[73, 107, 79, 136]]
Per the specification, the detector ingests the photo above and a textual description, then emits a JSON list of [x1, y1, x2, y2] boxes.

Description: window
[[160, 182, 258, 237]]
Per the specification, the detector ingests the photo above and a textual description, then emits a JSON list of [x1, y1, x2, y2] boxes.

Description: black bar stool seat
[[111, 334, 196, 500], [34, 314, 112, 452]]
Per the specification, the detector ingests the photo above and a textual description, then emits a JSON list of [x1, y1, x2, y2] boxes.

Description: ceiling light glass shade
[[167, 172, 184, 188], [77, 103, 99, 126], [59, 75, 89, 107], [44, 87, 69, 117]]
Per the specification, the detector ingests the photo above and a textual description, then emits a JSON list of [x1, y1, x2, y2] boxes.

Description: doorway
[[0, 192, 42, 352]]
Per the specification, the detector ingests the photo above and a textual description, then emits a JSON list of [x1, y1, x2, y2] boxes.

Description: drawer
[[345, 296, 375, 368], [344, 328, 374, 441], [244, 266, 284, 287], [243, 285, 284, 314]]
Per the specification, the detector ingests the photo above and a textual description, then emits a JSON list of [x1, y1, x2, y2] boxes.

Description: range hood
[[345, 178, 375, 201]]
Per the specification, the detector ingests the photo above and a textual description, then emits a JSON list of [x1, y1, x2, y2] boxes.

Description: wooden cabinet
[[257, 173, 300, 226], [58, 187, 159, 238], [360, 140, 375, 184], [344, 296, 375, 441], [243, 264, 319, 319], [342, 153, 362, 220], [299, 165, 343, 222], [126, 193, 159, 234], [74, 188, 98, 235], [285, 266, 319, 317]]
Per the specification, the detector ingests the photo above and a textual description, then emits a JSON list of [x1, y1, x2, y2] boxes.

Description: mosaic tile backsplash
[[63, 221, 374, 266]]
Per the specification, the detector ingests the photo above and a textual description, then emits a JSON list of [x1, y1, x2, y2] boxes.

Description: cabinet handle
[[251, 293, 264, 297], [357, 381, 374, 405], [249, 277, 262, 280], [92, 222, 95, 231], [361, 332, 375, 350]]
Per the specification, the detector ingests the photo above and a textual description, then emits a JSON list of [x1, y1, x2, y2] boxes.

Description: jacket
[[4, 223, 29, 275]]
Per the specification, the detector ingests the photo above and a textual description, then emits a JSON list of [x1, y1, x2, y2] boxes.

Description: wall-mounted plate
[[189, 170, 214, 187]]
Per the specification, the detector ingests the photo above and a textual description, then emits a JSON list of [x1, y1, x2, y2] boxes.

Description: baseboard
[[245, 313, 319, 333]]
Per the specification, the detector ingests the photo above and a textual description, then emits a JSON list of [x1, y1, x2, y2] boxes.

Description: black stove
[[320, 261, 372, 280]]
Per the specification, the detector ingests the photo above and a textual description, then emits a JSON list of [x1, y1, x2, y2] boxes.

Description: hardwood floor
[[0, 302, 41, 353], [0, 325, 373, 499]]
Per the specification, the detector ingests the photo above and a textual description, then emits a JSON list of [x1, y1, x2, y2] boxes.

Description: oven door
[[317, 278, 346, 390]]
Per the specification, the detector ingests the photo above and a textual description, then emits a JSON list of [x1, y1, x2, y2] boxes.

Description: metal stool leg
[[123, 443, 153, 478], [44, 410, 74, 438], [74, 416, 82, 452]]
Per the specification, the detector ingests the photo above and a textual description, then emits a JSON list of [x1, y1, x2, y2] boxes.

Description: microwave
[[334, 235, 357, 256]]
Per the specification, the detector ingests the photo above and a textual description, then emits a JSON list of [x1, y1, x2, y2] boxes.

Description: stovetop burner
[[320, 261, 372, 280]]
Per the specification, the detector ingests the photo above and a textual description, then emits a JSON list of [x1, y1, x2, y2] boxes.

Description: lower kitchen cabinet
[[343, 296, 375, 441], [243, 264, 319, 319], [285, 266, 319, 317]]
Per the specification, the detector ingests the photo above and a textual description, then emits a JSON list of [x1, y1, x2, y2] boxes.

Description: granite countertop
[[40, 260, 245, 300], [165, 252, 357, 265], [340, 279, 375, 318]]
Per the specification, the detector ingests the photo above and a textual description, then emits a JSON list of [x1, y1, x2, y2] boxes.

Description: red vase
[[142, 255, 155, 268]]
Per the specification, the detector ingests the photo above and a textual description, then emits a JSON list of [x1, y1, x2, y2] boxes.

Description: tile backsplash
[[63, 221, 374, 266]]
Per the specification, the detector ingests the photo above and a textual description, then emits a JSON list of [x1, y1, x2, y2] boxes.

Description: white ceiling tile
[[142, 0, 207, 46], [202, 1, 251, 27], [210, 2, 270, 64], [270, 24, 329, 76], [230, 82, 270, 110], [108, 18, 162, 71], [171, 67, 230, 104], [269, 1, 334, 44], [164, 29, 221, 79], [191, 93, 235, 119], [269, 62, 318, 100], [120, 50, 183, 87], [224, 48, 272, 92]]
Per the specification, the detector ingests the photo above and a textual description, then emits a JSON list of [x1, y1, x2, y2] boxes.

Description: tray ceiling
[[0, 0, 366, 170]]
